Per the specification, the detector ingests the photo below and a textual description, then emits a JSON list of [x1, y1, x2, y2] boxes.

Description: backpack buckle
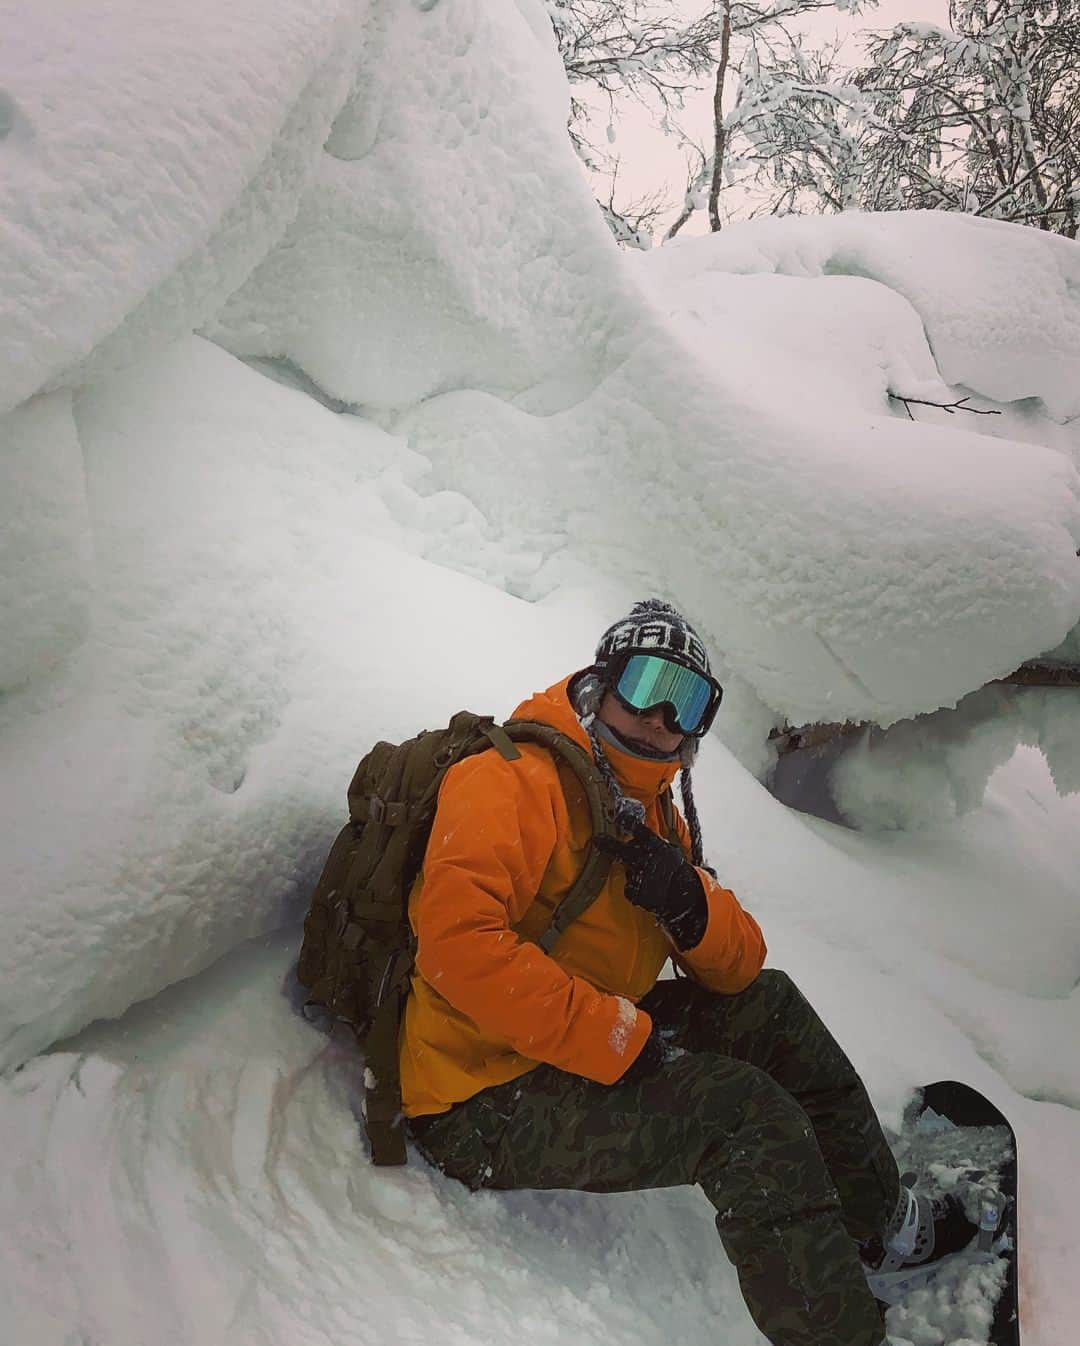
[[368, 797, 408, 826]]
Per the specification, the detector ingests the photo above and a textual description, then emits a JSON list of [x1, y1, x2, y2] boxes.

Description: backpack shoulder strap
[[501, 719, 619, 954], [659, 787, 681, 846]]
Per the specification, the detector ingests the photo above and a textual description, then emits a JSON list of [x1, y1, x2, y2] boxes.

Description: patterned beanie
[[594, 599, 712, 682]]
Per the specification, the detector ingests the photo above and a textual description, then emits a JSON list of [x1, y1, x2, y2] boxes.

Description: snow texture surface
[[641, 211, 1080, 422], [0, 0, 364, 416], [1, 336, 600, 1073], [3, 1, 1079, 731]]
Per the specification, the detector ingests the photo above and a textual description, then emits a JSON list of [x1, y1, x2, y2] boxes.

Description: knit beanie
[[594, 599, 713, 684]]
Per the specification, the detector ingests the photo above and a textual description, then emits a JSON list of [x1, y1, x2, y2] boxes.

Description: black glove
[[595, 820, 709, 951], [616, 1027, 667, 1086]]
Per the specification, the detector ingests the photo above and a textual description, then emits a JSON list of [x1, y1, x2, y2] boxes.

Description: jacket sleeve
[[413, 750, 652, 1083], [670, 806, 767, 993]]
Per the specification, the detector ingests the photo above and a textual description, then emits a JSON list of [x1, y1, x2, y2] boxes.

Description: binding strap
[[877, 1187, 921, 1273]]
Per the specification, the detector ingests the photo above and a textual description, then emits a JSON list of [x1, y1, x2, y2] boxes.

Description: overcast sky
[[587, 0, 950, 234]]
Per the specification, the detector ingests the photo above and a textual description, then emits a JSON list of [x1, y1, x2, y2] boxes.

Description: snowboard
[[878, 1080, 1019, 1346]]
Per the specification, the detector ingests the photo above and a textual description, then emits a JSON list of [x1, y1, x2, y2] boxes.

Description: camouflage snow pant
[[409, 970, 900, 1346]]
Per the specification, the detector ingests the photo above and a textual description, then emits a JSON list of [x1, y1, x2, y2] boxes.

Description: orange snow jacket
[[399, 676, 767, 1117]]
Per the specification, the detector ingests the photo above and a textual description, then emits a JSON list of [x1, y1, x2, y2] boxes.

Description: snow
[[398, 282, 1080, 727], [2, 2, 1080, 1345], [0, 335, 607, 1073], [608, 996, 639, 1054], [4, 3, 1079, 733], [0, 934, 752, 1346], [2, 341, 1077, 1341], [828, 684, 1080, 831], [0, 390, 92, 687], [0, 0, 363, 416], [208, 0, 611, 411], [642, 210, 1080, 424]]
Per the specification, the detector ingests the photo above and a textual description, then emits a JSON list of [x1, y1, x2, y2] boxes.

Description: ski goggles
[[610, 653, 722, 737]]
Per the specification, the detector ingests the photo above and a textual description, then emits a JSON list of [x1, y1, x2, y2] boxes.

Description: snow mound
[[206, 6, 1080, 731], [206, 0, 630, 410], [0, 337, 612, 1072], [3, 3, 1079, 735], [398, 286, 1080, 727], [643, 211, 1080, 422], [0, 0, 363, 416]]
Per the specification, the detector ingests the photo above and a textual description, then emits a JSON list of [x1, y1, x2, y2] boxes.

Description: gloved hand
[[595, 820, 709, 951], [616, 1026, 668, 1086]]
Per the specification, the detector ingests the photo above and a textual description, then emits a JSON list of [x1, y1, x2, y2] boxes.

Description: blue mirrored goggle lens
[[615, 654, 714, 733]]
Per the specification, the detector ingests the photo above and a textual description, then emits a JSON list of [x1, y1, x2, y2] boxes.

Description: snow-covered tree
[[546, 0, 878, 242], [664, 0, 876, 239], [860, 0, 1080, 235], [724, 37, 875, 217], [735, 0, 1080, 236], [546, 0, 720, 168], [545, 1, 723, 245], [597, 160, 670, 249]]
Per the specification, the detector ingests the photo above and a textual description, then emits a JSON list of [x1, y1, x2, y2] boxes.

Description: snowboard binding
[[862, 1082, 1018, 1344]]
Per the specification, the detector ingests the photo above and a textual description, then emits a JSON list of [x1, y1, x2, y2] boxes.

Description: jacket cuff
[[592, 998, 653, 1085], [677, 870, 767, 993]]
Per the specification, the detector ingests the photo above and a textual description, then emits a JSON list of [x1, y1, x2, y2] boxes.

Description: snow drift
[[0, 336, 612, 1072], [640, 211, 1080, 424]]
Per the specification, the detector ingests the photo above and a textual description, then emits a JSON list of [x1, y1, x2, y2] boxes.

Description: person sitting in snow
[[402, 598, 972, 1346]]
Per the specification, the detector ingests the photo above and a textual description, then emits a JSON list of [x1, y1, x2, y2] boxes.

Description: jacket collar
[[510, 675, 679, 807]]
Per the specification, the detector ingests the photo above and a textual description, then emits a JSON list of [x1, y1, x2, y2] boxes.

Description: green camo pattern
[[411, 969, 899, 1346]]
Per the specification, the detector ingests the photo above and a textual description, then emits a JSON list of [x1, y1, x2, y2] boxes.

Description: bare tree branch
[[888, 394, 1003, 419]]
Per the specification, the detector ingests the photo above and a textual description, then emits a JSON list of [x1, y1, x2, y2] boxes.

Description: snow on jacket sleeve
[[670, 806, 767, 993], [413, 750, 652, 1084]]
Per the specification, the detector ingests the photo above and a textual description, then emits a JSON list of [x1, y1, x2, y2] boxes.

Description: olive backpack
[[295, 711, 677, 1166]]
